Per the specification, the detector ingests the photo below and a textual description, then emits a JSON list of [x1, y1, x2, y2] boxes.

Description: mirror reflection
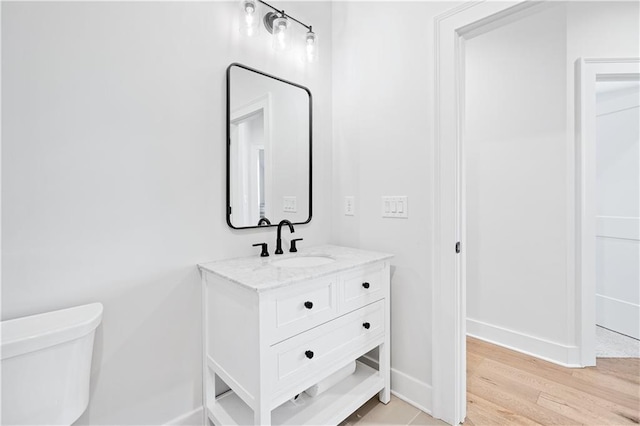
[[227, 63, 312, 229]]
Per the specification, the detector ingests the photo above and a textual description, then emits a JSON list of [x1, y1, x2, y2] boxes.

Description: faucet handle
[[252, 243, 269, 257], [290, 238, 303, 253]]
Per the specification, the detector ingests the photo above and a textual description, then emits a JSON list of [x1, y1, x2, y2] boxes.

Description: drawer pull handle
[[305, 350, 314, 359], [362, 282, 370, 289], [304, 301, 313, 309], [363, 322, 371, 329]]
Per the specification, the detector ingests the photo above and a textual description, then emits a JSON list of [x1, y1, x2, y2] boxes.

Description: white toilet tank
[[1, 303, 103, 425]]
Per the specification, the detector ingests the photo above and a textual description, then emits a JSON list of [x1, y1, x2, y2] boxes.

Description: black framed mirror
[[226, 63, 312, 229]]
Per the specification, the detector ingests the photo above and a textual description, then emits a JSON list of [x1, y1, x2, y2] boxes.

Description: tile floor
[[339, 395, 446, 426], [596, 325, 640, 358]]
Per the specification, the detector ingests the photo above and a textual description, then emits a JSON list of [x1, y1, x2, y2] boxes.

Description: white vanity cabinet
[[198, 245, 392, 426]]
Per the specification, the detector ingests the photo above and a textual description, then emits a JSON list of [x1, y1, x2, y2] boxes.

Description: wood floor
[[466, 336, 640, 425], [342, 337, 639, 425]]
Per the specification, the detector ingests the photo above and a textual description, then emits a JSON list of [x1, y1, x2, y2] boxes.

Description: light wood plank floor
[[343, 337, 640, 425], [465, 336, 640, 425]]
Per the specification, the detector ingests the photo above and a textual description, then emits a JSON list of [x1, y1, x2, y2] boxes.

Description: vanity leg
[[253, 405, 271, 426], [379, 341, 391, 404], [379, 262, 392, 404], [205, 370, 217, 424]]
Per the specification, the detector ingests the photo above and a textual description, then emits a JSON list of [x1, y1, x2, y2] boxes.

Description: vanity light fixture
[[305, 28, 318, 63], [240, 0, 259, 36], [271, 13, 290, 51], [240, 0, 318, 62]]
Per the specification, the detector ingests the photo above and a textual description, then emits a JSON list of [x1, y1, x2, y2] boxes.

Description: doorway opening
[[433, 1, 640, 423], [577, 62, 640, 362], [229, 93, 272, 227]]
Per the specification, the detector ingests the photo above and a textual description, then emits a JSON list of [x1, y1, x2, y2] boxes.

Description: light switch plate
[[382, 196, 408, 218], [283, 196, 297, 213], [344, 196, 355, 216]]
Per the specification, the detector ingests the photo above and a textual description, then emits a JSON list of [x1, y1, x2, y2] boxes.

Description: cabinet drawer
[[268, 300, 384, 400], [340, 264, 385, 313], [264, 278, 339, 344]]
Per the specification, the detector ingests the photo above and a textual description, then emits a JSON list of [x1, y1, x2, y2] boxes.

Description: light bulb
[[272, 15, 290, 51], [305, 29, 318, 63], [240, 0, 259, 36]]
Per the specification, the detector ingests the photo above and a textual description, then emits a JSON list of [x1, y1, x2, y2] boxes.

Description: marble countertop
[[198, 244, 393, 292]]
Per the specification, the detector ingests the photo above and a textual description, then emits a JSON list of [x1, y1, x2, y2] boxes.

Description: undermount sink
[[271, 256, 335, 268]]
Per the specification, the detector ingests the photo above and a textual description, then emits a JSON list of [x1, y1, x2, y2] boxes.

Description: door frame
[[432, 1, 554, 424], [230, 93, 273, 226], [575, 57, 640, 365]]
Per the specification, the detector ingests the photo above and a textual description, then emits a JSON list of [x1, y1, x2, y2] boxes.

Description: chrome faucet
[[275, 219, 294, 254]]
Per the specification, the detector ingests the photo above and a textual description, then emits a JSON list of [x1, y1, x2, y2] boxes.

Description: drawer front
[[269, 300, 385, 399], [265, 278, 339, 344], [340, 264, 386, 313]]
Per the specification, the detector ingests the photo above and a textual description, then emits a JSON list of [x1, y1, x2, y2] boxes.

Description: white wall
[[331, 1, 461, 412], [465, 5, 571, 357], [595, 84, 640, 339], [464, 1, 639, 364], [1, 2, 332, 424]]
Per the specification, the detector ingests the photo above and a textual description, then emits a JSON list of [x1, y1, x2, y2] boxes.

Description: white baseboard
[[596, 294, 640, 340], [390, 370, 432, 415], [360, 355, 432, 414], [164, 406, 204, 426], [467, 318, 581, 367]]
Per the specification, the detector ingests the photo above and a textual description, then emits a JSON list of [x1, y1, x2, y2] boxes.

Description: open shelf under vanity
[[208, 361, 383, 426]]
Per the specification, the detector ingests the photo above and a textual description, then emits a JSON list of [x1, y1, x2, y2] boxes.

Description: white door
[[595, 80, 640, 340]]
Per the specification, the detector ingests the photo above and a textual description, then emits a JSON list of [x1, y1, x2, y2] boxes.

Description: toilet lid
[[1, 303, 103, 360]]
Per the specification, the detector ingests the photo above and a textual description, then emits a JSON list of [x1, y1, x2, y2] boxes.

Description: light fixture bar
[[257, 0, 312, 31]]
